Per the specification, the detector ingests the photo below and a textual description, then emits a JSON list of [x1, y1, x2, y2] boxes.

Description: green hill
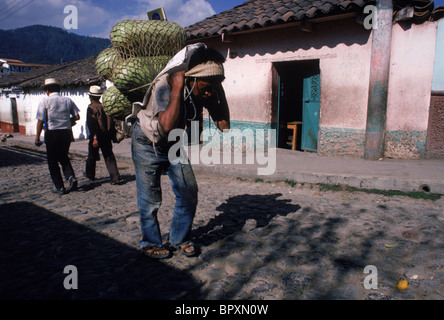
[[0, 25, 111, 65]]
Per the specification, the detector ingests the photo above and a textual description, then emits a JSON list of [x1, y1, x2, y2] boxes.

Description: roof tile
[[186, 0, 373, 39], [0, 56, 103, 89], [185, 0, 441, 40]]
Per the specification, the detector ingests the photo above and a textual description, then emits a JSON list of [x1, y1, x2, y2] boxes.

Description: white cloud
[[0, 0, 216, 38], [138, 0, 215, 26], [90, 0, 216, 38], [177, 0, 215, 26], [73, 0, 112, 28]]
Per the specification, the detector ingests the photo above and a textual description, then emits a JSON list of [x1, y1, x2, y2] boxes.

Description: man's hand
[[205, 83, 230, 131], [35, 138, 43, 147], [35, 120, 44, 146], [92, 136, 99, 148]]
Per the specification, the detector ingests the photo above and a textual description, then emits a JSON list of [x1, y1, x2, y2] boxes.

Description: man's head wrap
[[185, 60, 224, 79]]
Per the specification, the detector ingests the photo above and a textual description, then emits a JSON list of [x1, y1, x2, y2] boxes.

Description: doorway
[[272, 60, 320, 152], [10, 98, 20, 133]]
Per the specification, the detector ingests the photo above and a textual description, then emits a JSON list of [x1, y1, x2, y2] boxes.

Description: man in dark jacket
[[85, 85, 123, 185]]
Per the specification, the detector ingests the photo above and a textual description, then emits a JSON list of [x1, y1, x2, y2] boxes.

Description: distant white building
[[0, 59, 10, 76], [0, 56, 103, 138]]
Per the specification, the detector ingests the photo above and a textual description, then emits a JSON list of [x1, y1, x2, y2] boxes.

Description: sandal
[[175, 243, 197, 257], [142, 246, 170, 259]]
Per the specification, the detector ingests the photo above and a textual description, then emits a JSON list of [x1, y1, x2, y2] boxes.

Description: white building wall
[[206, 18, 372, 128], [0, 88, 92, 139], [386, 21, 437, 133], [201, 17, 438, 158], [384, 21, 438, 158]]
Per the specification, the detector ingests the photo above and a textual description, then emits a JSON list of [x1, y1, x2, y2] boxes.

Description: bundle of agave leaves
[[95, 20, 186, 120]]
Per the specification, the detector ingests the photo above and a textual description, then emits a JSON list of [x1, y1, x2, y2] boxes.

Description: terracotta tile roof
[[186, 0, 373, 40], [0, 58, 49, 68], [185, 0, 443, 40], [0, 56, 103, 90]]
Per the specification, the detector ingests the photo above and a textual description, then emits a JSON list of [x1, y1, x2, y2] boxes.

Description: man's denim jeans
[[131, 123, 198, 249]]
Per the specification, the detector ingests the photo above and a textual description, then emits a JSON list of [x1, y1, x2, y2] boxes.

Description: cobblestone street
[[1, 143, 443, 300]]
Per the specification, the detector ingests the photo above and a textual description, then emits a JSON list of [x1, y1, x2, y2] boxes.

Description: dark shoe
[[68, 176, 78, 191], [83, 172, 95, 181], [52, 187, 67, 195]]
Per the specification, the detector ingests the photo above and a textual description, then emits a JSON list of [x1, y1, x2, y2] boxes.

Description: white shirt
[[36, 92, 80, 130]]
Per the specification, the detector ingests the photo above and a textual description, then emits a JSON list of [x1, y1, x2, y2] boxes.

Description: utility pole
[[364, 0, 393, 160]]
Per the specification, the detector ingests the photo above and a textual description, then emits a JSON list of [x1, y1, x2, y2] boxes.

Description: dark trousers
[[44, 129, 75, 189], [85, 135, 120, 182]]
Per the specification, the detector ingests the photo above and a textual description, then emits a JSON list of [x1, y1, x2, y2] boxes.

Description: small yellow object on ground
[[396, 280, 408, 290]]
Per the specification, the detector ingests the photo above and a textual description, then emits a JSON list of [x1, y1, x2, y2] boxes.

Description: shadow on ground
[[191, 193, 301, 246], [0, 145, 46, 167], [78, 174, 135, 192], [0, 202, 202, 300]]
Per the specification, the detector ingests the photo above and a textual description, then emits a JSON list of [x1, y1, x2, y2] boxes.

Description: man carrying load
[[132, 45, 230, 259]]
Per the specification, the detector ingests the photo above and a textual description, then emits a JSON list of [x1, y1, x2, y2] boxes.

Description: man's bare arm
[[157, 71, 185, 134]]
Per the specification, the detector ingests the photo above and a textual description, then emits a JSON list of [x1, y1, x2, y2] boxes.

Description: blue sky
[[0, 0, 246, 38], [0, 0, 443, 38]]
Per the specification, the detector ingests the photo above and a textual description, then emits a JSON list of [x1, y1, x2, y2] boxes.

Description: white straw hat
[[88, 85, 103, 96], [42, 78, 61, 89]]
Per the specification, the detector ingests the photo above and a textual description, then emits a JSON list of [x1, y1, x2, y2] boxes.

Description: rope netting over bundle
[[96, 20, 186, 119]]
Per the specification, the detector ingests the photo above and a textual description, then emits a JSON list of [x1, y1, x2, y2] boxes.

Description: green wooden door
[[301, 73, 320, 152]]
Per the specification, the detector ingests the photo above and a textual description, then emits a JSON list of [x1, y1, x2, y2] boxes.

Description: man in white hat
[[35, 78, 80, 195], [85, 85, 123, 185]]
